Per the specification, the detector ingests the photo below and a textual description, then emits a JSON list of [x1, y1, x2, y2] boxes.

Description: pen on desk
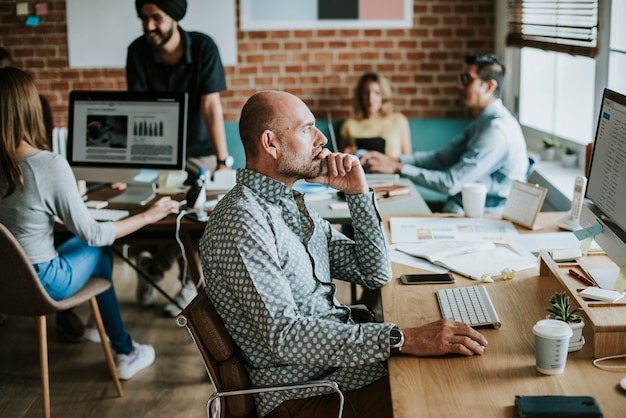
[[568, 269, 595, 287]]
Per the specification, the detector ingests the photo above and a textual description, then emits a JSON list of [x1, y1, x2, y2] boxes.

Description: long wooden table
[[381, 213, 626, 417], [308, 178, 431, 224], [56, 179, 430, 306]]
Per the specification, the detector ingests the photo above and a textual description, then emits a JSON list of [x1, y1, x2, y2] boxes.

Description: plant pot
[[561, 153, 578, 168], [568, 320, 585, 352], [540, 147, 555, 161]]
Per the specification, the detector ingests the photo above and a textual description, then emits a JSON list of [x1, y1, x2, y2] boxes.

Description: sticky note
[[25, 16, 40, 27], [574, 220, 603, 241], [614, 259, 626, 293], [579, 237, 593, 256], [16, 2, 29, 16], [35, 3, 48, 16]]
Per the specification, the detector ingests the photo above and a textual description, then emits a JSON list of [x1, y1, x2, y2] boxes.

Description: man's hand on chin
[[308, 151, 369, 195]]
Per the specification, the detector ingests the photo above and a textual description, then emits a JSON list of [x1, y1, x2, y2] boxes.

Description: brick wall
[[0, 0, 494, 127]]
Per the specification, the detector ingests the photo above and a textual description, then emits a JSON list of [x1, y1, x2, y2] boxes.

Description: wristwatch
[[390, 326, 405, 353], [217, 156, 234, 168]]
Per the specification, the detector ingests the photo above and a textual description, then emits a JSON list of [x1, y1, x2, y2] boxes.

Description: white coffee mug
[[462, 183, 487, 217]]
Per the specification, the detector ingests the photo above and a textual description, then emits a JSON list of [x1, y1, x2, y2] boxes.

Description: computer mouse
[[620, 376, 626, 391]]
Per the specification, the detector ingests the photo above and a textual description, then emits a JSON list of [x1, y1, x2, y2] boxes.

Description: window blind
[[506, 0, 599, 57]]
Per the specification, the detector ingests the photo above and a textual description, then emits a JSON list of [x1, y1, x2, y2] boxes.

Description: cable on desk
[[592, 353, 626, 370], [175, 210, 204, 290]]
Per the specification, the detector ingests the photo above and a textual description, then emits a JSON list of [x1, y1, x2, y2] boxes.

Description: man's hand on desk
[[401, 319, 488, 356]]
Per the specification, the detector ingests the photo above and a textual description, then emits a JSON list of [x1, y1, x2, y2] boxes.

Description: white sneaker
[[116, 341, 155, 380], [83, 315, 109, 343], [136, 251, 159, 308], [163, 281, 198, 317]]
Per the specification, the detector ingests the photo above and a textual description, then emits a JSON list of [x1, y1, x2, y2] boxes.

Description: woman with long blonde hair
[[339, 72, 412, 158]]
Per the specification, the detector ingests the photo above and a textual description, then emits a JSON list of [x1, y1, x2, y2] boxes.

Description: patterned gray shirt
[[199, 169, 395, 417]]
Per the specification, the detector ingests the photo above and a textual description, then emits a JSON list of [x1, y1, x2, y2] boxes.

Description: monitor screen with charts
[[67, 90, 187, 183], [580, 88, 626, 282], [67, 91, 187, 204]]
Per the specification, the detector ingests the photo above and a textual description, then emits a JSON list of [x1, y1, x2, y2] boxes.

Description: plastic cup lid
[[533, 319, 573, 339]]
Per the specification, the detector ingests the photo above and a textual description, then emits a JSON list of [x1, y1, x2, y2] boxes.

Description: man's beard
[[145, 25, 174, 48], [277, 143, 323, 180]]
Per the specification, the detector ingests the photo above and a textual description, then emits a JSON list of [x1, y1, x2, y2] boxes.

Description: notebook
[[395, 241, 537, 280]]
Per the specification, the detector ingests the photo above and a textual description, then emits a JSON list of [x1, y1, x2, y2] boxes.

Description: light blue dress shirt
[[400, 99, 528, 213], [199, 169, 394, 417]]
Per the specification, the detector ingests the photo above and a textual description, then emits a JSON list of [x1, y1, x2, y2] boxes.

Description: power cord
[[592, 353, 626, 370], [175, 209, 204, 290]]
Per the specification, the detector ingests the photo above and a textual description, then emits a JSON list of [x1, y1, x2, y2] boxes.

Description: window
[[608, 0, 626, 93], [506, 0, 599, 57], [505, 0, 625, 147]]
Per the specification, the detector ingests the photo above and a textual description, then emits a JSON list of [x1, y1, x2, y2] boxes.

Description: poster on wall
[[240, 0, 413, 31], [66, 0, 236, 68]]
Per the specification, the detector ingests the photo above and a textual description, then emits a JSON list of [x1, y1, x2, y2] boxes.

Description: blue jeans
[[32, 237, 133, 355]]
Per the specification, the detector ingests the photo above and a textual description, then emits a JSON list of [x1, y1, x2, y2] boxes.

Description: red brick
[[0, 0, 495, 124]]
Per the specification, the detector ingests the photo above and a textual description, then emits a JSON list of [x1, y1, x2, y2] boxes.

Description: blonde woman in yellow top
[[340, 72, 412, 158]]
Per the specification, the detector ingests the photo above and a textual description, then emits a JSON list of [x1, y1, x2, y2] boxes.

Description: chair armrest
[[207, 379, 344, 418], [349, 303, 377, 323]]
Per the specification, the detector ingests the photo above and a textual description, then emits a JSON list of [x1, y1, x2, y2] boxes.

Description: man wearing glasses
[[360, 53, 528, 213]]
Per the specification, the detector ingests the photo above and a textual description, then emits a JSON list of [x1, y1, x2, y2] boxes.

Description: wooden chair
[[176, 292, 345, 418], [0, 224, 123, 418]]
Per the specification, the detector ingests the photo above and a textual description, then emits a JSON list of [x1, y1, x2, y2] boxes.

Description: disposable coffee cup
[[461, 183, 487, 217], [533, 319, 573, 375]]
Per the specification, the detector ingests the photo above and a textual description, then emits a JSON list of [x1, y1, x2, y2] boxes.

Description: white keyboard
[[87, 208, 130, 222], [436, 285, 501, 328]]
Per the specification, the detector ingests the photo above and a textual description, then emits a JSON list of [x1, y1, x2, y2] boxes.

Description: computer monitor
[[580, 88, 626, 286], [67, 91, 187, 204]]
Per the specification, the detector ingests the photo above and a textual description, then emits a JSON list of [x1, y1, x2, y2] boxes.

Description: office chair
[[0, 224, 123, 418], [176, 292, 345, 418]]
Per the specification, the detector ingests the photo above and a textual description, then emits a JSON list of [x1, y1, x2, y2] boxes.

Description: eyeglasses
[[458, 72, 480, 87]]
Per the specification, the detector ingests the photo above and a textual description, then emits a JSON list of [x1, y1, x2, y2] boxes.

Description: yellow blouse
[[339, 112, 408, 158]]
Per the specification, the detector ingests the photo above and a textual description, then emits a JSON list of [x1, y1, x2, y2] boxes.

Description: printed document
[[389, 217, 519, 243]]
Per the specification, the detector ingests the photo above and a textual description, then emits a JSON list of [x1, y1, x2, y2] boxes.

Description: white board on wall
[[66, 0, 237, 68]]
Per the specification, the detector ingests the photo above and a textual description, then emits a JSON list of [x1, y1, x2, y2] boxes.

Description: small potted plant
[[561, 147, 578, 168], [546, 291, 585, 351], [540, 137, 560, 161]]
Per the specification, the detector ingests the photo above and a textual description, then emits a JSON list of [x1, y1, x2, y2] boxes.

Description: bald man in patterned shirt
[[199, 91, 487, 418]]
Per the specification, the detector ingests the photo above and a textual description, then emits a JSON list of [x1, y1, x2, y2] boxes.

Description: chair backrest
[[177, 292, 256, 418], [0, 223, 68, 316]]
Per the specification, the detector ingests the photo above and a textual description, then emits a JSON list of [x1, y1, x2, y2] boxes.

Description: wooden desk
[[381, 213, 626, 417]]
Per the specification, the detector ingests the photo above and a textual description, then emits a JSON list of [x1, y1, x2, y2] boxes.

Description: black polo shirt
[[126, 27, 227, 158]]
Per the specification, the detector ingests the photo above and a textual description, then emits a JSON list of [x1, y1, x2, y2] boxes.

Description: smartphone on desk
[[400, 273, 456, 285]]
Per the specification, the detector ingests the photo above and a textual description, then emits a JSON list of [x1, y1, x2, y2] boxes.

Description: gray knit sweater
[[0, 150, 115, 264]]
